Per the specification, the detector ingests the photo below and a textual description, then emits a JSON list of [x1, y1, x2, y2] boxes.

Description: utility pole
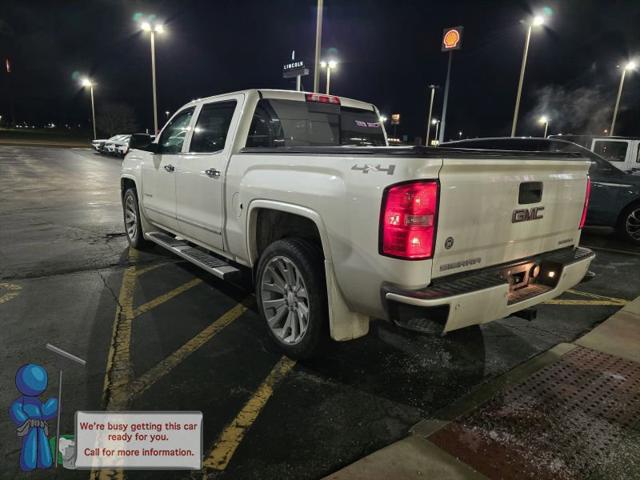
[[313, 0, 323, 93], [426, 84, 437, 146], [511, 16, 545, 137], [439, 51, 453, 143]]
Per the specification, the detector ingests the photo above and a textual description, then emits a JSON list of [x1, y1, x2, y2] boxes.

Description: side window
[[593, 140, 628, 164], [246, 100, 284, 148], [158, 107, 195, 154], [189, 101, 237, 153]]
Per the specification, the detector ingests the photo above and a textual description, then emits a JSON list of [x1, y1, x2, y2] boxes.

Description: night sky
[[1, 0, 639, 140]]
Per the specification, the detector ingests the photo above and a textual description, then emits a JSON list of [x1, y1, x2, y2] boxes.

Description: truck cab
[[590, 136, 640, 173]]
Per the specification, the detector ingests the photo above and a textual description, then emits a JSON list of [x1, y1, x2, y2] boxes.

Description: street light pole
[[539, 116, 549, 137], [150, 30, 158, 134], [426, 85, 437, 146], [141, 21, 164, 134], [89, 84, 96, 140], [326, 65, 331, 94], [511, 16, 545, 137], [432, 119, 441, 142], [321, 60, 337, 94], [313, 0, 324, 93], [81, 78, 96, 140], [610, 61, 636, 136]]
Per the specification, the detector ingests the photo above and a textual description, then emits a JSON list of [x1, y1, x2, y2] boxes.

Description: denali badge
[[512, 206, 544, 223]]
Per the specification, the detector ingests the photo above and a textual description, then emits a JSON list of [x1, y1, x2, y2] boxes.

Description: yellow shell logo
[[443, 29, 460, 49]]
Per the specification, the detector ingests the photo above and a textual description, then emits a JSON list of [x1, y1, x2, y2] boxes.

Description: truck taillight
[[380, 181, 439, 260], [579, 176, 591, 229], [305, 93, 341, 105]]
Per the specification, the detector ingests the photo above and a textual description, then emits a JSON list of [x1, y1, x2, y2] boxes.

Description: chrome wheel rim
[[260, 256, 310, 345], [626, 207, 640, 241], [124, 194, 138, 241]]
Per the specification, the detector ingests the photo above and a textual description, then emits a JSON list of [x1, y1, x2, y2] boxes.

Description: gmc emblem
[[512, 206, 544, 223]]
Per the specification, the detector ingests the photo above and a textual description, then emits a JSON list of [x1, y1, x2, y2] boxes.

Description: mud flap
[[324, 260, 370, 341]]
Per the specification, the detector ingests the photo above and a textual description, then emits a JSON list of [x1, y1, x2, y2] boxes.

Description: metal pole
[[610, 69, 627, 136], [89, 86, 96, 140], [150, 31, 158, 134], [543, 121, 548, 138], [511, 25, 532, 137], [55, 370, 62, 468], [426, 86, 435, 146], [326, 67, 331, 94], [435, 121, 440, 141], [313, 0, 323, 93], [439, 51, 453, 143]]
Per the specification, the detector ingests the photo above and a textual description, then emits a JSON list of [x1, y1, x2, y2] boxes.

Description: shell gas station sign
[[442, 26, 464, 51]]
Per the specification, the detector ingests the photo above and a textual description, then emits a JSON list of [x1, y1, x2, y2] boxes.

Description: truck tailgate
[[432, 157, 590, 278]]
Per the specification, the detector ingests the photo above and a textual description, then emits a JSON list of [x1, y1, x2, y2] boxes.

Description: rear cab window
[[593, 140, 629, 164], [245, 98, 386, 148]]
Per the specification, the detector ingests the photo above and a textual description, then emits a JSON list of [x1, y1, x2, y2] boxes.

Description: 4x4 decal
[[351, 164, 396, 175]]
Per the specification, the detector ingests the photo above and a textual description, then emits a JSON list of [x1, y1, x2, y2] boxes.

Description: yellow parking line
[[132, 278, 202, 318], [0, 282, 22, 305], [128, 302, 248, 400], [101, 250, 138, 409], [583, 245, 640, 256], [546, 299, 628, 306], [203, 356, 297, 471], [134, 262, 170, 277], [545, 288, 628, 306], [566, 289, 628, 303]]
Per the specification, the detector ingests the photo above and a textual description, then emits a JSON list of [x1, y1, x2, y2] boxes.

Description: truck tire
[[256, 238, 327, 359], [618, 202, 640, 244], [123, 188, 150, 250]]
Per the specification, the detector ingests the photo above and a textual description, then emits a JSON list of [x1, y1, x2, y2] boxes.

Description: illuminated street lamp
[[320, 59, 337, 94], [539, 115, 549, 137], [425, 84, 438, 147], [379, 115, 388, 123], [80, 77, 97, 140], [140, 20, 165, 134], [432, 118, 441, 144], [511, 15, 546, 137], [610, 61, 637, 136]]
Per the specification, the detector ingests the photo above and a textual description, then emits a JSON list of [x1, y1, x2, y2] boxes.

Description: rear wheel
[[123, 188, 150, 249], [618, 202, 640, 244], [256, 238, 327, 359]]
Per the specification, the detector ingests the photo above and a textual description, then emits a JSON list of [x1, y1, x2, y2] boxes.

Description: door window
[[593, 140, 628, 163], [158, 107, 195, 154], [189, 101, 237, 153]]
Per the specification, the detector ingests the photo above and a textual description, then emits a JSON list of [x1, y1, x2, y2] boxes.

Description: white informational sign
[[74, 411, 203, 470]]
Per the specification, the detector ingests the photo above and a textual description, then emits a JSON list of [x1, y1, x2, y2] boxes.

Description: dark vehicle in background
[[443, 137, 640, 244]]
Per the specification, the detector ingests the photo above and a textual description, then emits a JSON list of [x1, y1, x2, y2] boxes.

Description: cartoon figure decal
[[9, 364, 58, 471]]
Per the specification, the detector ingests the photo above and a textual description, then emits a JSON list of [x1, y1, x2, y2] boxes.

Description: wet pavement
[[1, 146, 639, 479]]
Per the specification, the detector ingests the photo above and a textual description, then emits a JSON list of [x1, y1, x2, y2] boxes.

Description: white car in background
[[104, 134, 131, 156]]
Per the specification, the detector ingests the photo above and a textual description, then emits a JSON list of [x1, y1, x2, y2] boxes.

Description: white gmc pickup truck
[[121, 89, 595, 358]]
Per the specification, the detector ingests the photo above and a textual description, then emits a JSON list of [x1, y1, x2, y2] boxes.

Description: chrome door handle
[[164, 164, 175, 172], [204, 168, 221, 178]]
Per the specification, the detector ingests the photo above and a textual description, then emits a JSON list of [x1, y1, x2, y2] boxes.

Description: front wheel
[[618, 202, 640, 244], [256, 238, 327, 359], [123, 188, 150, 250]]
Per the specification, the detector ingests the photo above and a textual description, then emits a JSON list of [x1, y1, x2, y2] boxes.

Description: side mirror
[[129, 133, 157, 152]]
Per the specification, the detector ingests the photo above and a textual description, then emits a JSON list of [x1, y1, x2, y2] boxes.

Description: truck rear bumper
[[383, 247, 595, 334]]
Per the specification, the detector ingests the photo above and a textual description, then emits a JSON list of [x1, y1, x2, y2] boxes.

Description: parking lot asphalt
[[1, 146, 639, 479]]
